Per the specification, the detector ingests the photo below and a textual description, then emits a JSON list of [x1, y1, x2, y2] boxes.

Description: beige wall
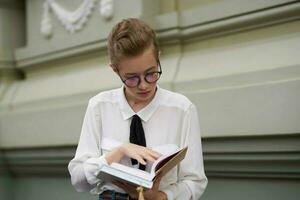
[[1, 0, 299, 146], [1, 1, 300, 200]]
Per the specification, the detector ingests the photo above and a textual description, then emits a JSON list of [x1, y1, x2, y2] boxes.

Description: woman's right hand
[[105, 143, 161, 165]]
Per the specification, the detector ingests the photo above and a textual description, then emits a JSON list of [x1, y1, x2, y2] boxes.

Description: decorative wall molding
[[15, 1, 300, 67], [41, 0, 113, 37], [0, 61, 14, 69], [0, 146, 74, 176], [203, 134, 300, 179], [1, 134, 299, 178], [157, 1, 300, 42], [0, 68, 24, 81], [0, 51, 24, 81], [0, 150, 7, 174], [0, 0, 24, 9]]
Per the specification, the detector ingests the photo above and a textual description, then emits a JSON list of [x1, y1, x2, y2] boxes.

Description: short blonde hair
[[107, 18, 159, 66]]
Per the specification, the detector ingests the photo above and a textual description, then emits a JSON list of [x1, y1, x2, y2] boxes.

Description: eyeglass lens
[[125, 72, 161, 87]]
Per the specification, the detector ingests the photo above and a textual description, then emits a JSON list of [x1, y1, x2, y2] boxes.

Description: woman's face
[[115, 48, 159, 105]]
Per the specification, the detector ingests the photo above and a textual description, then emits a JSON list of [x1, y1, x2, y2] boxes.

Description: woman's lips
[[138, 91, 151, 96]]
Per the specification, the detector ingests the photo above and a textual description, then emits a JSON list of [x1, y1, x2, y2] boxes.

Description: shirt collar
[[118, 85, 161, 122]]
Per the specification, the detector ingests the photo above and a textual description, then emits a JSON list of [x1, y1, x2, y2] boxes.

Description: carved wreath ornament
[[41, 0, 114, 38]]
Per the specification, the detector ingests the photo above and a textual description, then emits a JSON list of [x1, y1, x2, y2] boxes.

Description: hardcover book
[[97, 146, 188, 189]]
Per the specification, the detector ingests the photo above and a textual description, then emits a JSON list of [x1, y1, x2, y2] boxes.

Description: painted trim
[[203, 134, 300, 179], [1, 146, 75, 176], [0, 150, 8, 175], [1, 134, 299, 178], [158, 2, 300, 42], [0, 68, 24, 81], [14, 1, 300, 67]]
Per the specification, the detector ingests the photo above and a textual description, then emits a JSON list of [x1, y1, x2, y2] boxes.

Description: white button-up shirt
[[68, 86, 207, 200]]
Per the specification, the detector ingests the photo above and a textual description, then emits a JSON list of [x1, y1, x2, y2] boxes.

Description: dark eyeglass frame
[[116, 60, 163, 88]]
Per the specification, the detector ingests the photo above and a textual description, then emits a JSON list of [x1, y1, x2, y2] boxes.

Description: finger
[[151, 151, 161, 159], [144, 148, 161, 159], [140, 152, 157, 162], [152, 174, 163, 190], [127, 145, 159, 163], [131, 144, 161, 160], [156, 172, 163, 179], [134, 154, 147, 165]]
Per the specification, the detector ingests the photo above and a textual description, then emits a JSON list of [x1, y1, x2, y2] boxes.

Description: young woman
[[68, 18, 207, 200]]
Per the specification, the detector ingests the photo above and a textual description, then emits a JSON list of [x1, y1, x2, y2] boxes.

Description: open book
[[97, 146, 188, 189]]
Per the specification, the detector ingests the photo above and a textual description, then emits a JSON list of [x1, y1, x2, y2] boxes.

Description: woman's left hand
[[113, 174, 167, 200]]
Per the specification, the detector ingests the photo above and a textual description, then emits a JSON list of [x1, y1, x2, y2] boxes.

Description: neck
[[124, 88, 156, 113], [129, 101, 148, 113], [126, 94, 151, 113]]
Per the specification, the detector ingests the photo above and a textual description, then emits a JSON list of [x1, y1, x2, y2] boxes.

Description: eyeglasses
[[117, 61, 162, 88]]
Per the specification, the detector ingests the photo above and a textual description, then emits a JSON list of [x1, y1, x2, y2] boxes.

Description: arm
[[161, 105, 208, 200], [68, 99, 105, 192]]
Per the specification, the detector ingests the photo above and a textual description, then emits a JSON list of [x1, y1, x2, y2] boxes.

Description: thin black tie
[[130, 114, 146, 170]]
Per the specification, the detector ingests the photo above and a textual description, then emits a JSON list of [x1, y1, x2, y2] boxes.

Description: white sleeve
[[68, 99, 107, 192], [162, 104, 208, 200]]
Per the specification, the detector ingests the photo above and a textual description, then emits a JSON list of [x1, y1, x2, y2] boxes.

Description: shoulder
[[159, 87, 193, 112], [88, 88, 120, 107]]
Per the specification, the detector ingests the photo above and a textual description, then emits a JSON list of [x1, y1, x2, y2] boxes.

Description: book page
[[98, 164, 154, 188], [111, 162, 153, 181], [145, 144, 178, 172], [108, 145, 179, 181]]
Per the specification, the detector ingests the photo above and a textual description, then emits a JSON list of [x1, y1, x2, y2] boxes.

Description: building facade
[[0, 0, 300, 200]]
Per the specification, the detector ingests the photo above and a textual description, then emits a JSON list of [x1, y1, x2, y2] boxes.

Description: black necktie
[[129, 114, 146, 170]]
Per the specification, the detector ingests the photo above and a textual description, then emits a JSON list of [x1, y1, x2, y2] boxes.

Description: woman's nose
[[138, 76, 148, 89]]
